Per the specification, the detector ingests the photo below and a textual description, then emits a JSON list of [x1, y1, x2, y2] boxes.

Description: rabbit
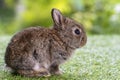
[[5, 8, 87, 77]]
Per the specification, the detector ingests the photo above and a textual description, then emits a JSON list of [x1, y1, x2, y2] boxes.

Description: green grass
[[0, 35, 120, 80]]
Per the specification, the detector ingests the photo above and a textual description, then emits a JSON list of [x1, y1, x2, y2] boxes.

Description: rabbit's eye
[[74, 29, 80, 35]]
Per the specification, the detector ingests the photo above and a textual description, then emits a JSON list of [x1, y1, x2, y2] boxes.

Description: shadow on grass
[[1, 71, 82, 80]]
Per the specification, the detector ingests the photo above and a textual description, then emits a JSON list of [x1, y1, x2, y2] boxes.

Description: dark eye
[[74, 29, 80, 35]]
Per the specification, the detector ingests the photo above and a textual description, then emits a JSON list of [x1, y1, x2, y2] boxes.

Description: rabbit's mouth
[[80, 35, 87, 48]]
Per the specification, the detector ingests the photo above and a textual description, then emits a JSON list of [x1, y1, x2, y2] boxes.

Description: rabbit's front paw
[[53, 70, 63, 75], [49, 64, 63, 75]]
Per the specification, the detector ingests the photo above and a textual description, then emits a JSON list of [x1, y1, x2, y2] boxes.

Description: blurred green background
[[0, 0, 120, 35]]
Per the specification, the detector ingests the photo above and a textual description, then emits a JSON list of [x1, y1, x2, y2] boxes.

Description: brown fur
[[5, 8, 87, 77]]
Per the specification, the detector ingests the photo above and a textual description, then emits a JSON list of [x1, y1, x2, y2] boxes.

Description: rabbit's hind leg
[[16, 63, 51, 77], [17, 68, 51, 77]]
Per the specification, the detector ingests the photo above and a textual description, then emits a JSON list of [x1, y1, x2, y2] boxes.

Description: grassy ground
[[0, 35, 120, 80]]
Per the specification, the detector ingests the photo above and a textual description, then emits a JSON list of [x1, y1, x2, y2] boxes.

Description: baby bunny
[[5, 8, 87, 77]]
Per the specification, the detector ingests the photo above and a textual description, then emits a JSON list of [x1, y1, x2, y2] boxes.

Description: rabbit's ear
[[51, 8, 65, 27]]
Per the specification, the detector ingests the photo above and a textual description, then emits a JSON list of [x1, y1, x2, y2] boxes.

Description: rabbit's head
[[52, 8, 87, 49]]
